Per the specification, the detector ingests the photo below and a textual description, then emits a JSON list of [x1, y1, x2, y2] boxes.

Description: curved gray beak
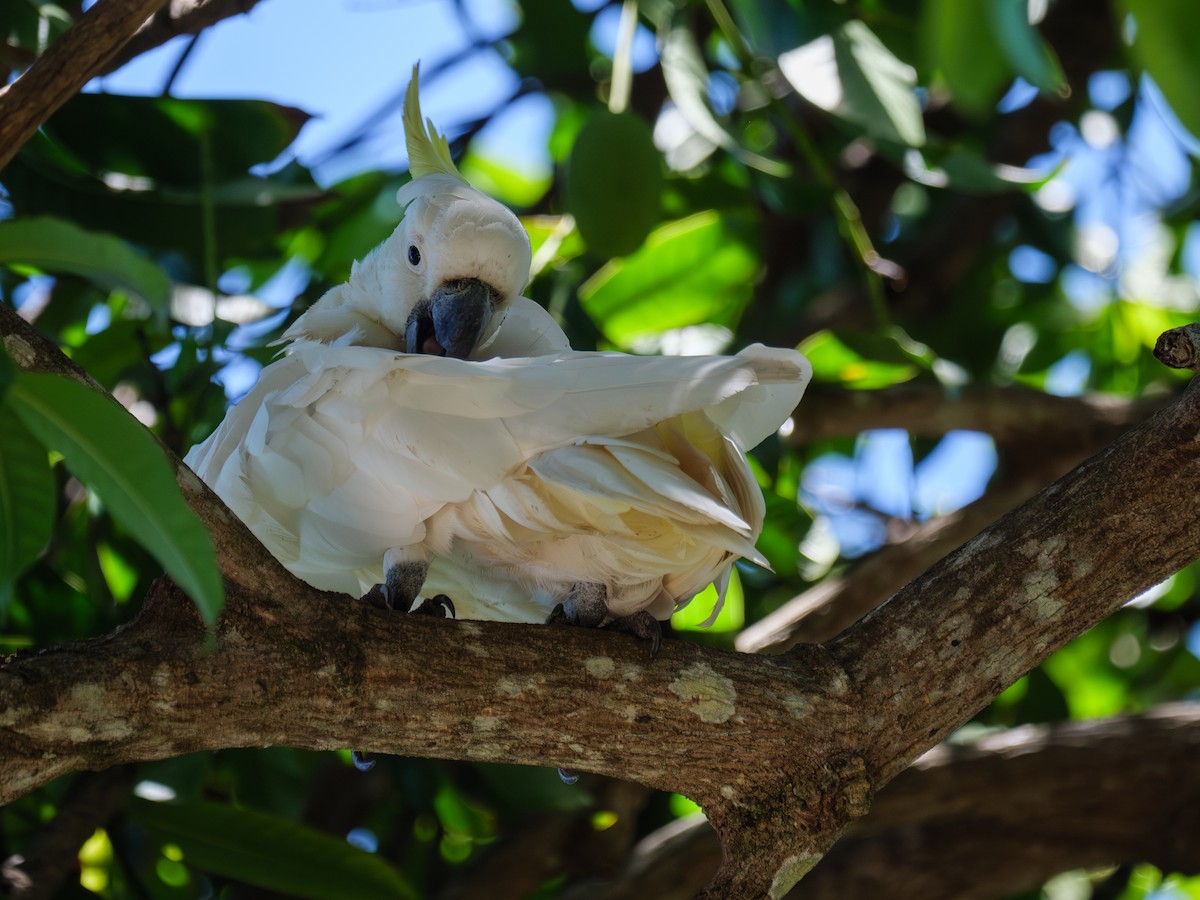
[[405, 278, 498, 359]]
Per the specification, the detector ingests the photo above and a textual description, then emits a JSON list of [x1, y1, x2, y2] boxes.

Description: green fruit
[[564, 110, 663, 258]]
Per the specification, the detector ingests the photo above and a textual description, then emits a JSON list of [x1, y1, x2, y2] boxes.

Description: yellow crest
[[403, 63, 464, 181]]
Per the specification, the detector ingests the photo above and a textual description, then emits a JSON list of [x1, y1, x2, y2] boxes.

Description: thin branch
[[1155, 323, 1200, 372], [0, 0, 168, 172], [786, 383, 1166, 447], [102, 0, 263, 75]]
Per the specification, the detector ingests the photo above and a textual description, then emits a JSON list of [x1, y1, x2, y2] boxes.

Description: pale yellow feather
[[403, 62, 464, 181]]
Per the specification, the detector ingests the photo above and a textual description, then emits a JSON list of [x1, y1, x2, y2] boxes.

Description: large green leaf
[[7, 374, 223, 623], [988, 0, 1065, 95], [0, 216, 172, 314], [579, 211, 758, 347], [130, 799, 418, 900], [779, 20, 926, 147], [565, 110, 663, 258], [921, 0, 1010, 116], [6, 140, 324, 271], [39, 94, 310, 187], [1123, 0, 1200, 140], [0, 406, 55, 611]]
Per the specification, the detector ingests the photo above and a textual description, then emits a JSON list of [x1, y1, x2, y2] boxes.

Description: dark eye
[[407, 245, 421, 266]]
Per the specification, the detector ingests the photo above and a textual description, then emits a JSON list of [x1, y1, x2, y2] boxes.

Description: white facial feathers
[[280, 67, 533, 353]]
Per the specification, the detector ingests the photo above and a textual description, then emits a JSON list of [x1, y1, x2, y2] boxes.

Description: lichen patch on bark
[[585, 656, 615, 679], [669, 663, 736, 724]]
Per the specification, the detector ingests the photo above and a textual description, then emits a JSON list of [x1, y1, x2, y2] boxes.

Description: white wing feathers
[[185, 341, 811, 620]]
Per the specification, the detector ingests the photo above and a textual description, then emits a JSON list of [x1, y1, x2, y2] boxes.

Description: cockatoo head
[[280, 64, 532, 358], [390, 172, 531, 358]]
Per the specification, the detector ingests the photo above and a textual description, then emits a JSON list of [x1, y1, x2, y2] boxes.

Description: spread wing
[[185, 343, 810, 598]]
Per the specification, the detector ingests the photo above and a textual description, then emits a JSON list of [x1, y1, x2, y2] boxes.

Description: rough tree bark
[[4, 302, 1200, 897], [560, 705, 1200, 899]]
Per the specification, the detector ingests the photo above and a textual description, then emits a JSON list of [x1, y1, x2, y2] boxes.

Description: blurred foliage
[[2, 0, 1200, 897]]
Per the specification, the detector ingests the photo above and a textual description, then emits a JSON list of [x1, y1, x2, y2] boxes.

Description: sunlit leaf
[[579, 211, 757, 347], [130, 799, 417, 900], [799, 330, 924, 388], [672, 566, 744, 633], [0, 407, 55, 607], [7, 374, 223, 624], [460, 152, 553, 208], [0, 216, 172, 314], [779, 20, 926, 147]]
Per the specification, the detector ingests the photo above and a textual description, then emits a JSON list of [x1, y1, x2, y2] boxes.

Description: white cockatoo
[[185, 66, 812, 649]]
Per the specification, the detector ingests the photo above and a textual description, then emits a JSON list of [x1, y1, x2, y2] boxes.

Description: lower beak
[[405, 278, 498, 359]]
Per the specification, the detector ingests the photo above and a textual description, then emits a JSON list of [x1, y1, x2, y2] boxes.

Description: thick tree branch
[[830, 376, 1200, 784], [4, 302, 1200, 896], [0, 0, 168, 172], [563, 705, 1200, 900]]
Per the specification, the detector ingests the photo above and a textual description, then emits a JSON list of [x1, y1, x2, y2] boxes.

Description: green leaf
[[672, 566, 744, 633], [798, 330, 920, 388], [130, 799, 417, 900], [39, 94, 310, 187], [1123, 0, 1200, 140], [565, 110, 663, 258], [921, 0, 1011, 116], [988, 0, 1065, 95], [0, 216, 172, 313], [7, 374, 223, 623], [579, 211, 758, 347], [0, 407, 55, 608], [779, 20, 926, 147], [460, 151, 552, 208]]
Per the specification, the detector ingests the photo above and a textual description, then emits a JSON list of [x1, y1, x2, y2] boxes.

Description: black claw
[[361, 584, 390, 610], [413, 594, 456, 618], [605, 612, 663, 658], [545, 603, 568, 626], [351, 750, 376, 772]]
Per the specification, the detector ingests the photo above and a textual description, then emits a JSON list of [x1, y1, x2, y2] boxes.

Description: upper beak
[[405, 278, 498, 359]]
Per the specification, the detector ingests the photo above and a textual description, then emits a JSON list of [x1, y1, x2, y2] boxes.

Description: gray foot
[[363, 559, 430, 613], [547, 584, 663, 658], [546, 582, 608, 627]]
